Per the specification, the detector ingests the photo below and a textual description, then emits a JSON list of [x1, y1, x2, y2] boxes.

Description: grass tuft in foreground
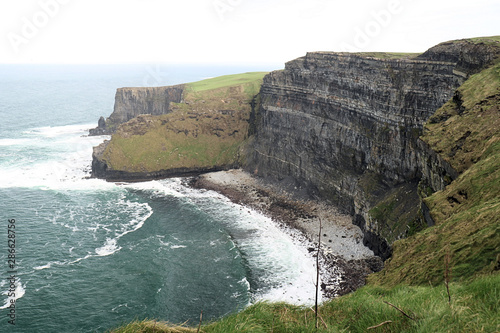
[[110, 274, 500, 332], [110, 319, 197, 333]]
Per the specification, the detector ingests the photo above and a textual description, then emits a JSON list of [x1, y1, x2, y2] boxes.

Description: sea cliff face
[[244, 41, 499, 258], [89, 85, 184, 135]]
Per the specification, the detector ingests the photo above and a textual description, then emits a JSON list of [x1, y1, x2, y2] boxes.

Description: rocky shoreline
[[190, 169, 383, 298]]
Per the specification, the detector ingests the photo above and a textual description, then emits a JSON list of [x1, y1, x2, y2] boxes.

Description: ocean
[[0, 64, 322, 332]]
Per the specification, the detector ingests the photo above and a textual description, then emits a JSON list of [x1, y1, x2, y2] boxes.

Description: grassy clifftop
[[99, 72, 266, 174]]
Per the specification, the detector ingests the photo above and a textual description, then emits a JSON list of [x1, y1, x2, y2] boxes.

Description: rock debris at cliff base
[[190, 169, 383, 297]]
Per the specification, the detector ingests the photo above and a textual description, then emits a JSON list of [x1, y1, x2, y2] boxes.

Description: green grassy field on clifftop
[[100, 72, 266, 173]]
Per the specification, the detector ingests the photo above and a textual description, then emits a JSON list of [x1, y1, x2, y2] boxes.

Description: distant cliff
[[244, 39, 500, 259], [91, 73, 266, 181], [89, 85, 184, 135]]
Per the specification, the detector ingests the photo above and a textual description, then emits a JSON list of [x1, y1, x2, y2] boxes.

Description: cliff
[[105, 37, 500, 332], [90, 38, 500, 264], [370, 56, 500, 286], [89, 85, 185, 135], [244, 39, 500, 259], [91, 73, 266, 181]]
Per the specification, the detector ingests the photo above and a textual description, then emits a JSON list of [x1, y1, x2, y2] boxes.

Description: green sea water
[[0, 64, 320, 332]]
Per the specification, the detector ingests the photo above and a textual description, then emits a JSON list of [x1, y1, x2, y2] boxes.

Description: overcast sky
[[1, 0, 498, 65]]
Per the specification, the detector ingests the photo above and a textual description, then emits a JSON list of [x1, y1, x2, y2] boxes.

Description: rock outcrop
[[89, 85, 184, 135], [244, 40, 500, 259], [416, 38, 500, 75], [90, 73, 266, 181]]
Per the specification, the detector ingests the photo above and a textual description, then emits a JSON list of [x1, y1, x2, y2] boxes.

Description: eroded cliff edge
[[243, 39, 500, 259]]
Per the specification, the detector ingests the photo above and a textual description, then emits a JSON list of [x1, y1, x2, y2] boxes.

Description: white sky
[[0, 0, 498, 65]]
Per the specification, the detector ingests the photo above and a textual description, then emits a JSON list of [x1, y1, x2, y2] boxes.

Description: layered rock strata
[[89, 85, 184, 135], [416, 39, 500, 75], [244, 51, 471, 259]]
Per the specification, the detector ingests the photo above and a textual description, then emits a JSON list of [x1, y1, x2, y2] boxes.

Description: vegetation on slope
[[186, 72, 267, 93], [368, 59, 500, 287], [100, 73, 266, 173], [466, 35, 500, 45], [110, 274, 499, 332]]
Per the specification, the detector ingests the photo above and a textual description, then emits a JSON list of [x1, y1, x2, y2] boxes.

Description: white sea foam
[[33, 259, 77, 271], [122, 180, 186, 198], [143, 180, 326, 306], [241, 217, 322, 305], [238, 277, 251, 292], [115, 199, 153, 239], [34, 262, 53, 270], [158, 239, 170, 247], [28, 124, 95, 138], [0, 138, 33, 146], [111, 303, 129, 312], [95, 238, 121, 256], [69, 254, 93, 265], [45, 196, 154, 265], [35, 284, 51, 292], [224, 204, 322, 305], [0, 123, 113, 190], [0, 277, 26, 310], [80, 198, 152, 259]]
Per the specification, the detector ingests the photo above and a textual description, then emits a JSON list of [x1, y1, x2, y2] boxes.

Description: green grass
[[111, 274, 500, 332], [465, 35, 500, 45], [102, 72, 266, 173], [186, 72, 267, 93], [424, 60, 500, 173], [456, 60, 500, 109], [110, 319, 196, 332]]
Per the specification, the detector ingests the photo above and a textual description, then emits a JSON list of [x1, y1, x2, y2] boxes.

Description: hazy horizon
[[1, 0, 498, 65]]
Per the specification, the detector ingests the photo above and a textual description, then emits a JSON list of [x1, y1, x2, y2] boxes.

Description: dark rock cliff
[[244, 42, 499, 259], [89, 85, 184, 135], [89, 38, 499, 261], [417, 39, 500, 75]]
